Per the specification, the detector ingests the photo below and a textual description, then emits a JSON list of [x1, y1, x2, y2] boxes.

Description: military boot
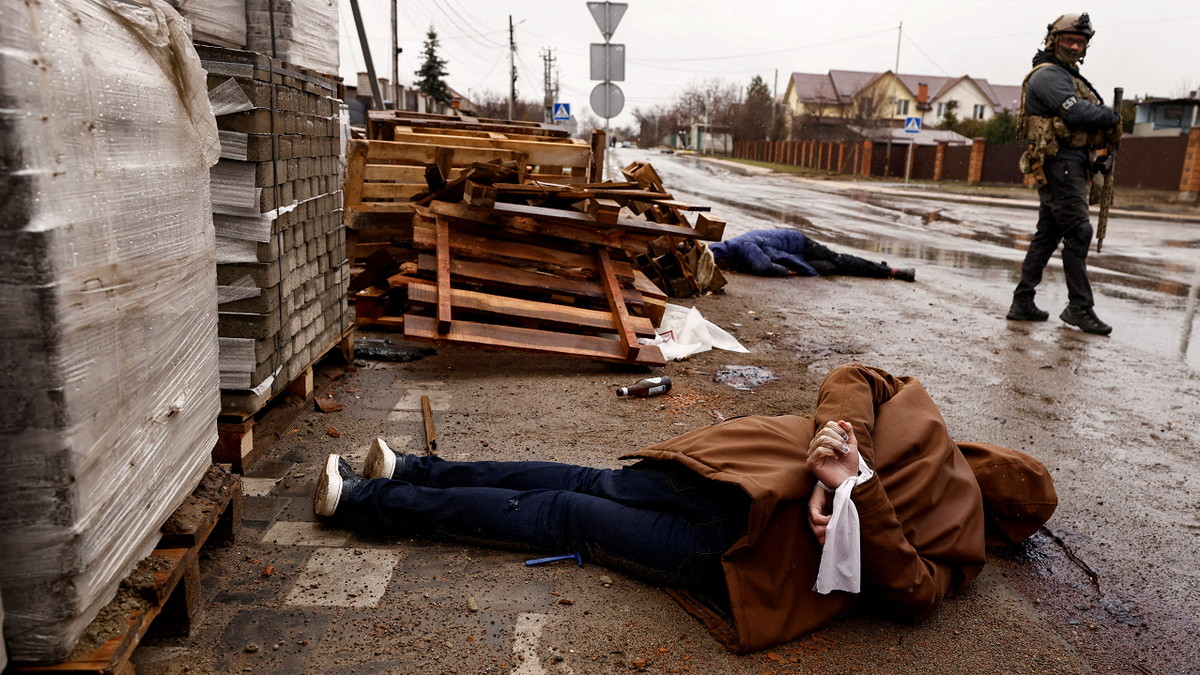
[[1060, 305, 1112, 336], [1006, 297, 1049, 321]]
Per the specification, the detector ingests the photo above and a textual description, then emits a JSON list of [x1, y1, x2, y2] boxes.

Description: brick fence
[[732, 127, 1200, 201]]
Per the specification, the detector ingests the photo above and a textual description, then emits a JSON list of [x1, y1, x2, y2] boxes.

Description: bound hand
[[807, 420, 860, 489]]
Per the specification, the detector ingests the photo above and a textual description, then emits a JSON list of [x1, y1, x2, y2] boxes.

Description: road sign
[[589, 43, 625, 81], [586, 2, 627, 41], [904, 116, 922, 133], [553, 103, 571, 121], [590, 82, 624, 119]]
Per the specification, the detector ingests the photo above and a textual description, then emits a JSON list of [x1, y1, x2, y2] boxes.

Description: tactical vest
[[1017, 62, 1107, 185]]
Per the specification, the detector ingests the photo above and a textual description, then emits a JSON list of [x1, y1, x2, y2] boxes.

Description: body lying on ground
[[709, 228, 915, 282], [314, 363, 1055, 653]]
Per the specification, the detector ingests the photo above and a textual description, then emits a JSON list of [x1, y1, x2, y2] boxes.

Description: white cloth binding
[[814, 455, 875, 594]]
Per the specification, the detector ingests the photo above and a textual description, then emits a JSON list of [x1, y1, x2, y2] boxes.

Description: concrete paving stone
[[242, 495, 291, 526], [285, 548, 400, 608], [241, 477, 281, 498], [245, 459, 297, 479], [262, 521, 353, 547], [210, 547, 312, 606], [211, 609, 334, 674], [510, 612, 548, 675]]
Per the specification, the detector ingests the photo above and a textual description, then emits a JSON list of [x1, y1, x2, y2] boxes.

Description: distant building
[[1133, 94, 1199, 136], [781, 69, 1019, 139]]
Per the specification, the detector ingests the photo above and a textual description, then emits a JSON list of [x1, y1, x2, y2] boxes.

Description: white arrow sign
[[587, 2, 627, 41]]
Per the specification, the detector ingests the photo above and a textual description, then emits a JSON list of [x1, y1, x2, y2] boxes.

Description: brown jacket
[[623, 364, 1057, 653]]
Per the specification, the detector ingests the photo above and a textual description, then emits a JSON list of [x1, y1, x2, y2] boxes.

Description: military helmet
[[1047, 13, 1095, 40]]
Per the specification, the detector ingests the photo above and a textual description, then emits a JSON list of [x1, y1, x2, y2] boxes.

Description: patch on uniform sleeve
[[1062, 95, 1078, 111]]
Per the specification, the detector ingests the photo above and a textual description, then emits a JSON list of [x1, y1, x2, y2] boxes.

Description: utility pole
[[508, 16, 517, 120], [349, 0, 384, 110], [884, 21, 901, 177], [390, 0, 398, 109], [772, 68, 778, 140], [541, 48, 557, 123]]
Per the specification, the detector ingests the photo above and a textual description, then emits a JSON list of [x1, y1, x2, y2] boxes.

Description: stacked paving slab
[[245, 0, 339, 76], [198, 46, 348, 413], [0, 0, 220, 662]]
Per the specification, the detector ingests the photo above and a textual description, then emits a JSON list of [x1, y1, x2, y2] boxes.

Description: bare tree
[[790, 79, 841, 141], [1172, 76, 1198, 99]]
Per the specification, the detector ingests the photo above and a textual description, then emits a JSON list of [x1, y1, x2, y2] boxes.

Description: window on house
[[973, 104, 987, 119], [936, 102, 945, 118], [896, 99, 909, 116]]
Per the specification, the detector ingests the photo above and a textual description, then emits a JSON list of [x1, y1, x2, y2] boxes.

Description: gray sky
[[337, 1, 1199, 128]]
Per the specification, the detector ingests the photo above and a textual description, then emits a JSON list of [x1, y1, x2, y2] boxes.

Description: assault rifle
[[1095, 87, 1123, 253]]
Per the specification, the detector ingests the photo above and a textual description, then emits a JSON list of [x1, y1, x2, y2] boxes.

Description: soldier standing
[[1008, 13, 1122, 335]]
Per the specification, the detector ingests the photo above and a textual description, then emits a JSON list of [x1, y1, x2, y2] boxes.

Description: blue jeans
[[345, 457, 749, 595]]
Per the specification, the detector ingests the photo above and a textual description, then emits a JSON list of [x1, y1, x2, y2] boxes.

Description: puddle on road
[[713, 366, 777, 390]]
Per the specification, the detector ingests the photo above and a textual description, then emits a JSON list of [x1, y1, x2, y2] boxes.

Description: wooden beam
[[403, 314, 665, 365], [421, 395, 437, 454], [427, 201, 647, 253], [366, 139, 527, 166], [489, 202, 709, 240], [588, 128, 607, 182], [344, 140, 368, 207], [407, 281, 656, 337], [596, 248, 640, 359], [435, 215, 452, 334], [416, 254, 645, 306], [411, 222, 635, 281], [386, 130, 590, 167]]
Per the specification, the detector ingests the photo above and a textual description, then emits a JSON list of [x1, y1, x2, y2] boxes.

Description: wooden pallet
[[14, 467, 242, 675], [215, 322, 354, 472], [385, 206, 666, 366], [366, 110, 571, 140]]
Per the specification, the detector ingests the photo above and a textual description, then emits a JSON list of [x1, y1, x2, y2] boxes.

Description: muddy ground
[[131, 150, 1200, 675]]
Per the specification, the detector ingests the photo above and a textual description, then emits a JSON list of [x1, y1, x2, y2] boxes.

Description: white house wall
[[927, 79, 996, 126]]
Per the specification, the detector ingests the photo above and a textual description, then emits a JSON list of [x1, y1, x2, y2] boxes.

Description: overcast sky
[[337, 0, 1199, 128]]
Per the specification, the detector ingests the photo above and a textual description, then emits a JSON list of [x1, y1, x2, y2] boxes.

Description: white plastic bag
[[639, 304, 749, 361]]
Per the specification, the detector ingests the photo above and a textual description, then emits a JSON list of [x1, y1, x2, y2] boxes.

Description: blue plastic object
[[524, 552, 583, 567]]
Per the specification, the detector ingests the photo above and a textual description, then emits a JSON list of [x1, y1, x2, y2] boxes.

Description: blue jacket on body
[[708, 229, 818, 277]]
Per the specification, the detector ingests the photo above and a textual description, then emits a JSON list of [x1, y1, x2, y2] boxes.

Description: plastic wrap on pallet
[[168, 0, 247, 48], [0, 0, 221, 664], [1, 591, 7, 671], [244, 0, 338, 76]]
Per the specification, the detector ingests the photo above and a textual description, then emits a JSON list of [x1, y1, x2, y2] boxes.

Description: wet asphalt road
[[610, 148, 1200, 674]]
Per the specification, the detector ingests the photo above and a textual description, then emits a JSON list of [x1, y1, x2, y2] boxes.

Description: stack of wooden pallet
[[349, 139, 727, 366], [343, 111, 595, 266], [199, 45, 352, 415]]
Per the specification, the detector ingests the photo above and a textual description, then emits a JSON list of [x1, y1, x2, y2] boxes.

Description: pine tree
[[414, 26, 452, 104]]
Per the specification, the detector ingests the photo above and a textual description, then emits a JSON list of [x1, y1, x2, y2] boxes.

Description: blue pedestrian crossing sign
[[904, 116, 922, 133], [553, 103, 571, 121]]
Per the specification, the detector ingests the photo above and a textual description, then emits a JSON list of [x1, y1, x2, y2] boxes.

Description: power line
[[629, 27, 895, 63], [902, 32, 951, 78]]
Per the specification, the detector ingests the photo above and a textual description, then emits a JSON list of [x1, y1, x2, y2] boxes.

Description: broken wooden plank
[[344, 140, 368, 208], [695, 213, 727, 241], [596, 248, 640, 359], [489, 202, 710, 240], [435, 215, 452, 334], [411, 221, 635, 281], [463, 180, 497, 208], [421, 395, 437, 454], [366, 139, 527, 166], [386, 130, 590, 167], [406, 282, 656, 337], [403, 315, 665, 366], [416, 254, 645, 307], [426, 201, 648, 253], [587, 128, 607, 182]]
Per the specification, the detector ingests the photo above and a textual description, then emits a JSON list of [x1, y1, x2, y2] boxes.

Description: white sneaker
[[314, 454, 344, 517], [363, 437, 397, 479]]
